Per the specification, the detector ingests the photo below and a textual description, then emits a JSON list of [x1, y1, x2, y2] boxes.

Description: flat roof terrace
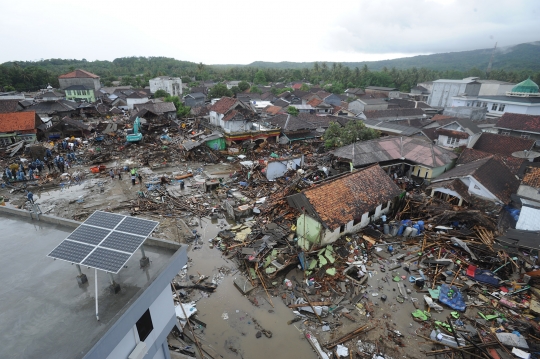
[[0, 211, 179, 359]]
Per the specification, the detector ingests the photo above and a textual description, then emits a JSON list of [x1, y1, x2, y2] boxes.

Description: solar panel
[[100, 231, 146, 253], [81, 248, 131, 273], [84, 211, 125, 229], [67, 225, 111, 245], [115, 217, 159, 237], [48, 240, 95, 263], [48, 211, 160, 273]]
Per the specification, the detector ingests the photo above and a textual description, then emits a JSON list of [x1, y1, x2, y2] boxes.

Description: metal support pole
[[140, 246, 146, 258], [140, 245, 150, 267], [108, 272, 115, 285], [95, 268, 99, 321], [76, 264, 83, 276]]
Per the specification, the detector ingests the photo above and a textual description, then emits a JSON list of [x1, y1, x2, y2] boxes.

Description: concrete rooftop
[[0, 212, 178, 359]]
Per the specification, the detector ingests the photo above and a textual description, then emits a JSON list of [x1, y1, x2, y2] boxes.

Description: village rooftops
[[457, 148, 524, 175], [331, 136, 457, 169], [0, 210, 186, 359], [287, 164, 402, 230], [472, 132, 535, 156], [495, 113, 540, 133], [58, 69, 99, 79], [0, 111, 39, 133]]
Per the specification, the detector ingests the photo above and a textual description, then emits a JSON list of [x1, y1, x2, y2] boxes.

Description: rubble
[[4, 104, 540, 359]]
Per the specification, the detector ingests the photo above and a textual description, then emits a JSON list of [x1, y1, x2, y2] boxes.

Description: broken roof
[[522, 167, 540, 188], [432, 157, 519, 203], [134, 101, 177, 114], [58, 69, 99, 79], [457, 148, 524, 175], [496, 113, 540, 133], [365, 86, 398, 91], [332, 136, 457, 168], [287, 165, 402, 230], [473, 132, 535, 156]]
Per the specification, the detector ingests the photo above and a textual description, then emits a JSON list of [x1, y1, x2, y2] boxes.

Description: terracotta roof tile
[[496, 113, 540, 133], [58, 69, 99, 79], [209, 97, 238, 114], [431, 115, 455, 122], [522, 167, 540, 188], [264, 105, 284, 115], [289, 165, 402, 229], [0, 111, 37, 133], [307, 98, 322, 107], [473, 132, 534, 156]]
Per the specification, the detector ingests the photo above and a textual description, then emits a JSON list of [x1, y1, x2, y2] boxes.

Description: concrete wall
[[428, 83, 468, 108], [437, 135, 469, 148], [478, 83, 514, 96], [296, 200, 392, 248], [127, 97, 149, 110], [59, 77, 101, 91], [443, 106, 487, 121], [150, 78, 182, 97], [517, 185, 540, 202]]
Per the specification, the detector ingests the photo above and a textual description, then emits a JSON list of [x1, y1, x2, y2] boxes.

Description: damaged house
[[209, 97, 280, 145], [428, 157, 520, 206], [287, 164, 403, 249]]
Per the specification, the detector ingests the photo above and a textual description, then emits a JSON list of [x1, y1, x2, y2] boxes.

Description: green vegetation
[[208, 83, 233, 98], [324, 121, 380, 149], [2, 42, 540, 93], [164, 95, 191, 118], [287, 106, 299, 116], [238, 81, 250, 91], [154, 89, 169, 98]]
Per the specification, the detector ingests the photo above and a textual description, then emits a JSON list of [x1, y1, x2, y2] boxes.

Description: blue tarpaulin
[[439, 284, 466, 312]]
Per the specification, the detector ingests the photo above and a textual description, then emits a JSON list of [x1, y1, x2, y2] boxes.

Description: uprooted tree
[[324, 120, 380, 149]]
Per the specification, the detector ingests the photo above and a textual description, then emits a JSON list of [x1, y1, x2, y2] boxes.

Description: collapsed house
[[287, 164, 403, 249]]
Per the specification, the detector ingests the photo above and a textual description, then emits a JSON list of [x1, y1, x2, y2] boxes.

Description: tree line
[[1, 56, 539, 94]]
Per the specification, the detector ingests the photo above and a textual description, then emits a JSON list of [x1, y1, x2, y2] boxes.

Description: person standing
[[117, 168, 122, 180], [109, 169, 115, 180], [131, 172, 136, 186], [137, 173, 142, 186]]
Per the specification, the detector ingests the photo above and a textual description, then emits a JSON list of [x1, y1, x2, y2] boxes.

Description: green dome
[[511, 77, 539, 94]]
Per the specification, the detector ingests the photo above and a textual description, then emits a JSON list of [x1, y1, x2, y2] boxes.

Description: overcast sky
[[1, 0, 539, 65]]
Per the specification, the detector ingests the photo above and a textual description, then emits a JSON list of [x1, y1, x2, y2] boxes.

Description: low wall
[[0, 206, 181, 250]]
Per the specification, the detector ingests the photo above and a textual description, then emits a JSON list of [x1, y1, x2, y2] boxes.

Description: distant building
[[58, 69, 101, 91], [451, 78, 540, 118], [149, 76, 182, 96], [365, 86, 399, 99], [64, 85, 96, 102], [183, 92, 206, 107], [427, 77, 481, 108]]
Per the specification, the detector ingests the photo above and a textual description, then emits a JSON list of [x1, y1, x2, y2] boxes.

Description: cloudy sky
[[1, 0, 539, 65]]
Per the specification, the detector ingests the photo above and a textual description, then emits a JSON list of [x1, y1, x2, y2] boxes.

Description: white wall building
[[149, 76, 182, 97]]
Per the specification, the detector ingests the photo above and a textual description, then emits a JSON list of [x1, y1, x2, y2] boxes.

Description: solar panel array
[[48, 211, 159, 273]]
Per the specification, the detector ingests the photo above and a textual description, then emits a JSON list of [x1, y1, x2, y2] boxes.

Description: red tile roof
[[496, 113, 540, 133], [307, 98, 322, 107], [473, 132, 534, 156], [264, 105, 284, 115], [436, 128, 469, 139], [58, 69, 99, 79], [457, 148, 524, 175], [431, 115, 456, 122], [0, 111, 37, 133], [209, 97, 238, 114], [292, 83, 302, 90], [522, 167, 540, 188], [288, 165, 402, 229]]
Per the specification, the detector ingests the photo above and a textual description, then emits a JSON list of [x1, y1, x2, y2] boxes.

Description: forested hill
[[243, 42, 540, 71]]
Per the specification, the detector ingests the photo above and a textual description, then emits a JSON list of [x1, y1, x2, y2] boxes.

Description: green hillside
[[240, 42, 540, 71]]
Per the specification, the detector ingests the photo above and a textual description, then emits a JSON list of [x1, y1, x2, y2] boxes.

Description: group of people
[[108, 167, 142, 186]]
